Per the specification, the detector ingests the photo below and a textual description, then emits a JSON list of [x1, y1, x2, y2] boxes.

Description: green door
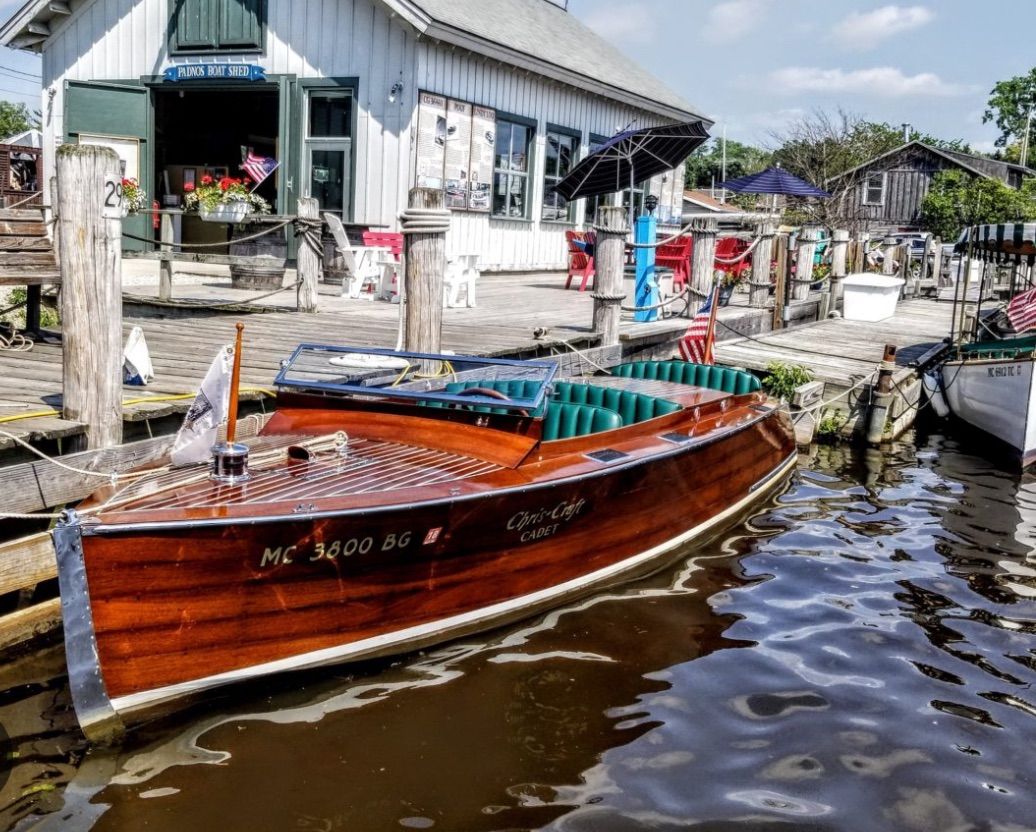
[[64, 80, 150, 251]]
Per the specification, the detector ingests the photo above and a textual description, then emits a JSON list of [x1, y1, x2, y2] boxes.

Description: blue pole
[[634, 213, 658, 323]]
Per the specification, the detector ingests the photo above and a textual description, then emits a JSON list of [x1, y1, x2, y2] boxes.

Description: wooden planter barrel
[[229, 222, 287, 290]]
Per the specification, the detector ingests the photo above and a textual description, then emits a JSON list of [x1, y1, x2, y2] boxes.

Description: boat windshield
[[274, 345, 558, 414]]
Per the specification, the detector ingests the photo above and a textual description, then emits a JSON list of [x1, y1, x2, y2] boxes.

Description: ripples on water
[[2, 432, 1035, 831]]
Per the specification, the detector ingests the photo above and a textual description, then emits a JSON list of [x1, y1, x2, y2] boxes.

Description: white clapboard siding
[[37, 0, 683, 271]]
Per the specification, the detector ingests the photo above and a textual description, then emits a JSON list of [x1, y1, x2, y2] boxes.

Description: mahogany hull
[[56, 407, 796, 739]]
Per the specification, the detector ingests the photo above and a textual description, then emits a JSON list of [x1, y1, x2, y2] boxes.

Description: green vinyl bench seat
[[443, 379, 549, 416], [541, 402, 623, 441], [613, 360, 761, 395], [551, 381, 682, 425]]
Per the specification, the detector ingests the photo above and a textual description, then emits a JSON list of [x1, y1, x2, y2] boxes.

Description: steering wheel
[[453, 387, 529, 417]]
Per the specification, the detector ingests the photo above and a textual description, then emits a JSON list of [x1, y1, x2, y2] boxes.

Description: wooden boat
[[934, 223, 1036, 466], [53, 345, 796, 740]]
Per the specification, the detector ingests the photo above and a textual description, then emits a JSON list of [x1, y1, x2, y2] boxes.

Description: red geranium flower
[[201, 175, 213, 185], [183, 182, 195, 192]]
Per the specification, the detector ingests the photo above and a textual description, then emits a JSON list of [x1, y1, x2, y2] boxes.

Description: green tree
[[920, 170, 1036, 240], [685, 138, 770, 190], [0, 100, 38, 139], [983, 67, 1036, 149]]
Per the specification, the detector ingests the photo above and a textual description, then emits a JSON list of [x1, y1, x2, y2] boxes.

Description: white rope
[[714, 235, 764, 265], [794, 369, 878, 416], [0, 426, 146, 484], [399, 206, 451, 234], [5, 191, 42, 209]]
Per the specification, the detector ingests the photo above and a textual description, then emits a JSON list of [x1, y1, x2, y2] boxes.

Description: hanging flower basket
[[199, 202, 251, 224], [184, 174, 270, 223]]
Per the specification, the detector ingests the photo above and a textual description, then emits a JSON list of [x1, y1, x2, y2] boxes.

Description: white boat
[[937, 223, 1036, 466], [941, 337, 1036, 466]]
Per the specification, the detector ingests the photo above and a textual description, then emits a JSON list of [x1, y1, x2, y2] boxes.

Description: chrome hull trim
[[101, 452, 798, 727], [52, 512, 125, 743]]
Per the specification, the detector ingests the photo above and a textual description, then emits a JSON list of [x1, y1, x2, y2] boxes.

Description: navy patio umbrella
[[553, 120, 711, 203], [718, 166, 830, 198]]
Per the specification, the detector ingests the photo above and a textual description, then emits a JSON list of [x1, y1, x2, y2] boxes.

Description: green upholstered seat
[[612, 360, 761, 395], [551, 382, 681, 425], [444, 379, 549, 415], [541, 401, 623, 441]]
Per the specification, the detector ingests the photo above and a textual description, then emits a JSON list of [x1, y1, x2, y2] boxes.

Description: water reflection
[[3, 432, 1035, 831]]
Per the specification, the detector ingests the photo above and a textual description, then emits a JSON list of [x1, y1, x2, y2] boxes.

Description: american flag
[[1007, 286, 1036, 334], [678, 285, 719, 364], [240, 150, 279, 187]]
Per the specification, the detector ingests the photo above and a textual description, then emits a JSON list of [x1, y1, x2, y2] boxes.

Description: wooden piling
[[158, 211, 174, 302], [830, 229, 848, 311], [402, 188, 448, 359], [689, 216, 718, 294], [882, 236, 898, 276], [296, 197, 321, 313], [591, 205, 628, 347], [866, 343, 897, 445], [749, 221, 775, 308], [772, 234, 789, 329], [792, 226, 818, 301], [56, 144, 123, 451]]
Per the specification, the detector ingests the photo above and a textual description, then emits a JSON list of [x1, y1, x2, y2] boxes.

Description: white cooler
[[841, 274, 905, 322]]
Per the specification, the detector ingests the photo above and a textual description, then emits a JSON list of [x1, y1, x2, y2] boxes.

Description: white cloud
[[767, 66, 972, 97], [581, 2, 657, 45], [706, 0, 772, 41], [833, 5, 935, 50]]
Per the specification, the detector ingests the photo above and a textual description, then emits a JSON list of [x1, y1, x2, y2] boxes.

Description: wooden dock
[[715, 298, 954, 440]]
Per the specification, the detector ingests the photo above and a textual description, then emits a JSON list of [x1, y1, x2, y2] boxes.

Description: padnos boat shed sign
[[163, 64, 267, 82]]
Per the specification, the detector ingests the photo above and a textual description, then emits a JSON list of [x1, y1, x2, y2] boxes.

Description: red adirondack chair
[[714, 237, 752, 281], [565, 230, 595, 291], [656, 236, 693, 290]]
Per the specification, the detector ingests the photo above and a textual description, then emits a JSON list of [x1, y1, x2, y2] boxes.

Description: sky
[[568, 0, 1034, 153], [0, 0, 1030, 153]]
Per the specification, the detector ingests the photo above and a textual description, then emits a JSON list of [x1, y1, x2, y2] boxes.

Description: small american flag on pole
[[678, 284, 720, 364], [1007, 286, 1036, 334], [241, 149, 279, 188]]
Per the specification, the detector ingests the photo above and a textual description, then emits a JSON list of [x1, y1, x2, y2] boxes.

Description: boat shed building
[[0, 0, 709, 271]]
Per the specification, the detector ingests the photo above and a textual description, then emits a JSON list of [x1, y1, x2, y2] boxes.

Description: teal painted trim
[[168, 0, 267, 55], [545, 122, 581, 141]]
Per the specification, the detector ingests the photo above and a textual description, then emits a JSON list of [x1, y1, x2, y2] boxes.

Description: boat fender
[[922, 371, 950, 418]]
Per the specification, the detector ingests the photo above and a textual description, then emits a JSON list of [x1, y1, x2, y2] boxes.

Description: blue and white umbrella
[[718, 166, 830, 198]]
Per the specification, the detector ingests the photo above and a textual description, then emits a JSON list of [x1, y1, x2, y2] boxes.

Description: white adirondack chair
[[444, 253, 480, 307], [324, 212, 390, 300]]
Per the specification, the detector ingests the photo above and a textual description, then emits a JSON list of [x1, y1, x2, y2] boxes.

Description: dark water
[[2, 432, 1035, 831]]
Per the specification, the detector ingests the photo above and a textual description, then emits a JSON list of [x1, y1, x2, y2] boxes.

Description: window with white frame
[[493, 118, 533, 219], [542, 128, 579, 222], [863, 172, 886, 206]]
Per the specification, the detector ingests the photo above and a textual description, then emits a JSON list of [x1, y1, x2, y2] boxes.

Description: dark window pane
[[557, 136, 573, 177], [310, 149, 346, 212], [510, 124, 528, 172], [310, 93, 352, 138], [493, 172, 509, 216], [545, 135, 559, 178], [494, 122, 513, 171]]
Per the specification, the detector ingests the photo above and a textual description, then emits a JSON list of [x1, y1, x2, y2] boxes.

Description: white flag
[[122, 326, 154, 386], [170, 344, 233, 467]]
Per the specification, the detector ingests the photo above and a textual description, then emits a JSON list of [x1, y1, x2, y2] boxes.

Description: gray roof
[[390, 0, 708, 122], [827, 140, 1036, 186]]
